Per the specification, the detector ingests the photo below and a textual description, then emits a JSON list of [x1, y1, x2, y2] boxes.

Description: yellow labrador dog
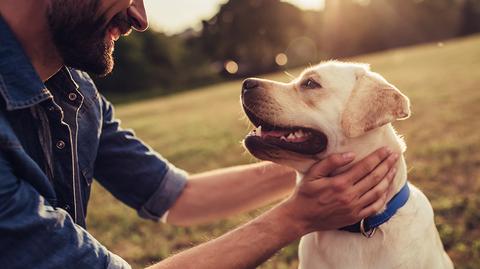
[[241, 61, 453, 269]]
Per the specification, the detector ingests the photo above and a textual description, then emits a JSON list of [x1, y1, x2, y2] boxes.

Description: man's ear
[[341, 73, 411, 138]]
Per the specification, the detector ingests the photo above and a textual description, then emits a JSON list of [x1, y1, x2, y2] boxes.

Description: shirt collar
[[45, 66, 80, 96], [0, 16, 52, 111]]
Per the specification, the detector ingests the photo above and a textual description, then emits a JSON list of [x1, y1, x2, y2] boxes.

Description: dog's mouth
[[243, 106, 328, 155]]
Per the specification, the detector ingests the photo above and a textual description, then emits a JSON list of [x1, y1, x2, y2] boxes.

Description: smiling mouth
[[243, 106, 328, 155], [106, 12, 133, 42], [108, 27, 121, 41]]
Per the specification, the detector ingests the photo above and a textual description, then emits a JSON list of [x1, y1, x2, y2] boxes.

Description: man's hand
[[149, 148, 398, 269], [280, 147, 399, 234]]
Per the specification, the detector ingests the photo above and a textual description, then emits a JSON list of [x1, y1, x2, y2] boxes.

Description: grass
[[89, 34, 480, 269]]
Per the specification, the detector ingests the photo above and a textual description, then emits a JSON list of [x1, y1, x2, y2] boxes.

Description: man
[[0, 1, 398, 268]]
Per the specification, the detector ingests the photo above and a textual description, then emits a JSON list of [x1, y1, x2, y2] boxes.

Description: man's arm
[[152, 203, 301, 269], [149, 149, 399, 269], [93, 95, 188, 222], [166, 161, 296, 226]]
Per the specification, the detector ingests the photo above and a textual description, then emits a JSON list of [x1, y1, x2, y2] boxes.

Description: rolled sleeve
[[93, 96, 187, 220], [139, 164, 188, 221]]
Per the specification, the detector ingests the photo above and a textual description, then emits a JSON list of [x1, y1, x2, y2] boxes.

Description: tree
[[197, 0, 310, 76], [460, 0, 480, 35]]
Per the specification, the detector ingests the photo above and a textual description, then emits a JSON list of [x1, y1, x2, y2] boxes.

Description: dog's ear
[[341, 73, 410, 138]]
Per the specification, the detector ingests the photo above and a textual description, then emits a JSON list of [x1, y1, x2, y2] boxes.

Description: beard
[[47, 0, 131, 76]]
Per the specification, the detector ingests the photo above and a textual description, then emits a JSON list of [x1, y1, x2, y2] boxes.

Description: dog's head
[[241, 61, 410, 173]]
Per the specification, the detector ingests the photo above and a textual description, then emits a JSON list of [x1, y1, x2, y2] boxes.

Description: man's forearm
[[167, 162, 296, 226], [150, 150, 398, 269], [148, 204, 302, 269]]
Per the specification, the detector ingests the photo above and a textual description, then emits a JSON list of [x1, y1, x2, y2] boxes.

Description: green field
[[89, 35, 480, 269]]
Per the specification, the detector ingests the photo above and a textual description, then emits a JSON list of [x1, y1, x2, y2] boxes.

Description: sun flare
[[283, 0, 325, 10]]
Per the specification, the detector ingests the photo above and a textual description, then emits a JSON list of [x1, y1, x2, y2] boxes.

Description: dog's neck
[[298, 124, 408, 210], [337, 124, 407, 202]]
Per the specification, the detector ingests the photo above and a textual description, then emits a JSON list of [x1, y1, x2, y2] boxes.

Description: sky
[[145, 0, 325, 35]]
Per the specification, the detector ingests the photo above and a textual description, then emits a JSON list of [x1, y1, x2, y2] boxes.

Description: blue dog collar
[[340, 182, 410, 237]]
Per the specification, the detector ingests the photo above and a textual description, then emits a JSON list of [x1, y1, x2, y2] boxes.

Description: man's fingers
[[355, 173, 392, 210], [358, 193, 389, 219], [341, 147, 392, 184], [352, 153, 398, 195], [305, 152, 355, 180]]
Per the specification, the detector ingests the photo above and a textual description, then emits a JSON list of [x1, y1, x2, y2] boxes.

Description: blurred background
[[94, 0, 480, 101], [88, 1, 480, 268]]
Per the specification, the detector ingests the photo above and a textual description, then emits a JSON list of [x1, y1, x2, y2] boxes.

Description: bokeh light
[[225, 60, 239, 74], [275, 53, 288, 66]]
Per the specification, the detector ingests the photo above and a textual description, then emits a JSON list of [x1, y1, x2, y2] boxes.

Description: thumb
[[305, 152, 356, 181]]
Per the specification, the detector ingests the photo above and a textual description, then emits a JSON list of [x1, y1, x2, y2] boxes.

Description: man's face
[[47, 0, 148, 76]]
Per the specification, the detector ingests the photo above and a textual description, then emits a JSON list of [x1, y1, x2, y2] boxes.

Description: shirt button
[[47, 106, 55, 112], [64, 204, 70, 211], [56, 140, 66, 150], [68, 93, 78, 101]]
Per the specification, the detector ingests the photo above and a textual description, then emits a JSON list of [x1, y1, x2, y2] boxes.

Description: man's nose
[[128, 0, 148, 32]]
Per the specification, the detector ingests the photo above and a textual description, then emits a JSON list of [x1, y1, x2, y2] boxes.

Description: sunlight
[[283, 0, 325, 10], [146, 1, 325, 34]]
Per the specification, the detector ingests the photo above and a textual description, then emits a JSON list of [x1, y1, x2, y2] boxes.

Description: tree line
[[93, 0, 480, 96]]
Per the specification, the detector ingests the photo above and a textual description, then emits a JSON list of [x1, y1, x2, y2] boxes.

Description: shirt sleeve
[[0, 151, 131, 269], [93, 95, 187, 221]]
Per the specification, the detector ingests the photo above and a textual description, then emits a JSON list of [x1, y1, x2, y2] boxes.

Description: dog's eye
[[301, 79, 321, 89]]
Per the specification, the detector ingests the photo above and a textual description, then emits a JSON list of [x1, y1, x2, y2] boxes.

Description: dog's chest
[[298, 230, 411, 269], [297, 186, 448, 269]]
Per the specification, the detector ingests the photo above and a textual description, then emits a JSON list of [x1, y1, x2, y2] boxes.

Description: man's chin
[[92, 62, 114, 77], [64, 44, 114, 76], [68, 58, 113, 77]]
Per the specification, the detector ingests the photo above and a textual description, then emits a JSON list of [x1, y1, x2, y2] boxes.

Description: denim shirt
[[0, 17, 187, 269]]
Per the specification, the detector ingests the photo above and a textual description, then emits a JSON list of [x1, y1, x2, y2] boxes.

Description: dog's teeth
[[257, 126, 262, 136], [295, 130, 304, 138], [287, 133, 295, 140], [280, 136, 287, 141]]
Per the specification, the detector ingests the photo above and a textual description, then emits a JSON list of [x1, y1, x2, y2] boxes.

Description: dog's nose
[[242, 79, 259, 91]]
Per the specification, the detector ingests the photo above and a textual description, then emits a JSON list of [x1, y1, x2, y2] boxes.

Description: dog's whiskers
[[239, 116, 255, 132], [284, 71, 295, 80]]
